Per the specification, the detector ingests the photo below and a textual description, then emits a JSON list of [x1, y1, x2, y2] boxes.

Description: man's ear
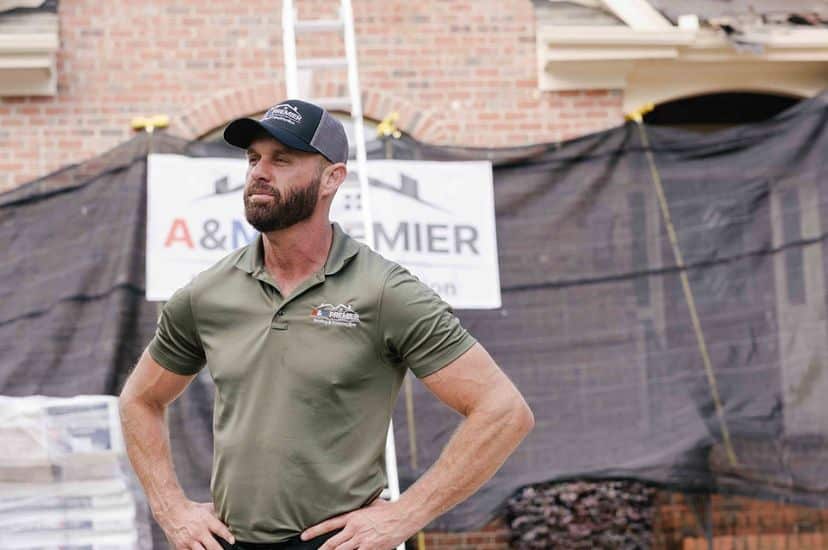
[[319, 162, 348, 198]]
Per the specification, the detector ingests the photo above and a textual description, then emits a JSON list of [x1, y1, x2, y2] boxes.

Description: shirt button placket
[[271, 307, 288, 331]]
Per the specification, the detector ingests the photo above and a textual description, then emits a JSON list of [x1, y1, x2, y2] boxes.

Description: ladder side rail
[[341, 0, 373, 250], [282, 0, 299, 97]]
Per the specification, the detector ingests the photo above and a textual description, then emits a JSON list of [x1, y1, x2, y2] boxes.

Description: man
[[119, 99, 534, 550]]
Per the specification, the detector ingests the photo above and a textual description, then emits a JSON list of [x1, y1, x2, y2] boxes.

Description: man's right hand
[[155, 499, 235, 550]]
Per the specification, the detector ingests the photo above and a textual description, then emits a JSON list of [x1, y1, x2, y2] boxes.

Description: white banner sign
[[147, 155, 501, 308]]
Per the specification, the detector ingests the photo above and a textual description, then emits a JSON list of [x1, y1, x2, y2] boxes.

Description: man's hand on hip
[[301, 498, 416, 550], [155, 499, 235, 550]]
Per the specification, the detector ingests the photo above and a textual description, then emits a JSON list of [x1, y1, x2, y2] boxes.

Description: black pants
[[216, 530, 341, 550]]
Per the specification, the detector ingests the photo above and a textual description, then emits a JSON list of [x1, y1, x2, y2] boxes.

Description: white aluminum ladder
[[282, 4, 406, 549], [282, 0, 374, 249]]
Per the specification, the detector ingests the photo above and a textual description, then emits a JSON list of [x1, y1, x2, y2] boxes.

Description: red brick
[[657, 491, 828, 549]]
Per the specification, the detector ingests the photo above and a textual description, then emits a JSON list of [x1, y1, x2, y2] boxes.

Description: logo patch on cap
[[264, 103, 303, 126]]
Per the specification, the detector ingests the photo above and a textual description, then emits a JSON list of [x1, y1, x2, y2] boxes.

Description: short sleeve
[[147, 285, 206, 375], [378, 265, 477, 378]]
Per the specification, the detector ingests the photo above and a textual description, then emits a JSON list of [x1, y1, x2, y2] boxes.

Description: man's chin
[[245, 209, 275, 232], [248, 221, 276, 233], [245, 214, 292, 233]]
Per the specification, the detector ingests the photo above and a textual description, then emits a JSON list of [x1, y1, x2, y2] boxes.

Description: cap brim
[[223, 118, 318, 153]]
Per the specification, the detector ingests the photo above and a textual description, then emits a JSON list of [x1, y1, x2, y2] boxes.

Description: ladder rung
[[306, 96, 352, 110], [297, 57, 348, 69], [294, 19, 344, 33]]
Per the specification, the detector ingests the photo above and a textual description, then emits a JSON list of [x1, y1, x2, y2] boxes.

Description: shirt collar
[[234, 222, 361, 277], [323, 222, 362, 275]]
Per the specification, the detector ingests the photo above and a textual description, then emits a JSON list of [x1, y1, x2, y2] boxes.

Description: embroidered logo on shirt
[[311, 303, 361, 327]]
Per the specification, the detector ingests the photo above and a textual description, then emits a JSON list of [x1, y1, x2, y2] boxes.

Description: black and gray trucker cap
[[223, 99, 349, 164]]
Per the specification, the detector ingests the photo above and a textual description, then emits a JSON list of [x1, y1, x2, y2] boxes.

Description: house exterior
[[3, 1, 828, 548], [2, 0, 826, 192]]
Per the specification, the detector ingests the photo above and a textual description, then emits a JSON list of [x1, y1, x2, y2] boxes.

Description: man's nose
[[248, 159, 271, 182]]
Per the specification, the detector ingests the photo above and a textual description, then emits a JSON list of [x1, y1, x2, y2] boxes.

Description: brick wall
[[419, 492, 828, 549], [654, 491, 828, 550], [0, 0, 622, 192], [423, 519, 510, 550]]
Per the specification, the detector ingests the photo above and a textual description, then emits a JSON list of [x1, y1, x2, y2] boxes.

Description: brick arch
[[169, 84, 447, 144], [168, 82, 285, 140]]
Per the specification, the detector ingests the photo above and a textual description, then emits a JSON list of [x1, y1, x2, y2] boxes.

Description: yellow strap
[[404, 375, 418, 470], [131, 114, 170, 133], [624, 103, 655, 123], [633, 120, 739, 468]]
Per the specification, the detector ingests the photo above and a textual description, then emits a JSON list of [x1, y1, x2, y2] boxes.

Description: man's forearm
[[395, 394, 533, 530], [119, 396, 187, 516]]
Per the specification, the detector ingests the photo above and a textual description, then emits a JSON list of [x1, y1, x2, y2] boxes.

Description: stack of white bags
[[0, 395, 144, 549]]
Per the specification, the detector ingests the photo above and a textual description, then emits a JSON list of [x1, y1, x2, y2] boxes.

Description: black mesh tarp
[[3, 91, 828, 544]]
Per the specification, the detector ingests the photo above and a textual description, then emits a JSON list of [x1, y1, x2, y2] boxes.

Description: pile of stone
[[506, 480, 656, 549]]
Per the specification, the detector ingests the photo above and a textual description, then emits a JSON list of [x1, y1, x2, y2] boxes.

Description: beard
[[243, 174, 321, 233]]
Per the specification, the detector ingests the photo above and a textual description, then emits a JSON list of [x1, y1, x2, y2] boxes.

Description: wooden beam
[[601, 0, 674, 30]]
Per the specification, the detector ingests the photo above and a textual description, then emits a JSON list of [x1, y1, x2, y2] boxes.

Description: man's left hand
[[301, 498, 417, 550]]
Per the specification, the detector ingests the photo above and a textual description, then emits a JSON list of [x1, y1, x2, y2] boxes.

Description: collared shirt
[[148, 223, 476, 543]]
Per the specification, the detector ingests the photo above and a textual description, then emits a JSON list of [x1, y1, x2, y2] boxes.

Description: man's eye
[[247, 157, 258, 165]]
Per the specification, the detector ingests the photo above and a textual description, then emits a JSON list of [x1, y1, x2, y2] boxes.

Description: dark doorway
[[643, 92, 801, 133]]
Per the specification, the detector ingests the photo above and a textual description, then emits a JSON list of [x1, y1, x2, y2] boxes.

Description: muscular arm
[[395, 343, 534, 527], [305, 343, 534, 549], [119, 349, 234, 549], [119, 349, 193, 515]]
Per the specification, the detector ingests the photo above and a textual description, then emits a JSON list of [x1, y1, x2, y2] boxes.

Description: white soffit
[[623, 60, 827, 113], [537, 1, 828, 92], [0, 12, 59, 96]]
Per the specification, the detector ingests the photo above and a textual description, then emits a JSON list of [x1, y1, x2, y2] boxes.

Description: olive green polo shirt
[[148, 223, 476, 543]]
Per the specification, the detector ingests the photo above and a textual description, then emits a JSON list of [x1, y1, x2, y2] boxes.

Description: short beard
[[243, 173, 322, 233]]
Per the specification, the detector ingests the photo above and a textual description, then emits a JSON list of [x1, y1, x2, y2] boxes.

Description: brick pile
[[505, 480, 656, 549]]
